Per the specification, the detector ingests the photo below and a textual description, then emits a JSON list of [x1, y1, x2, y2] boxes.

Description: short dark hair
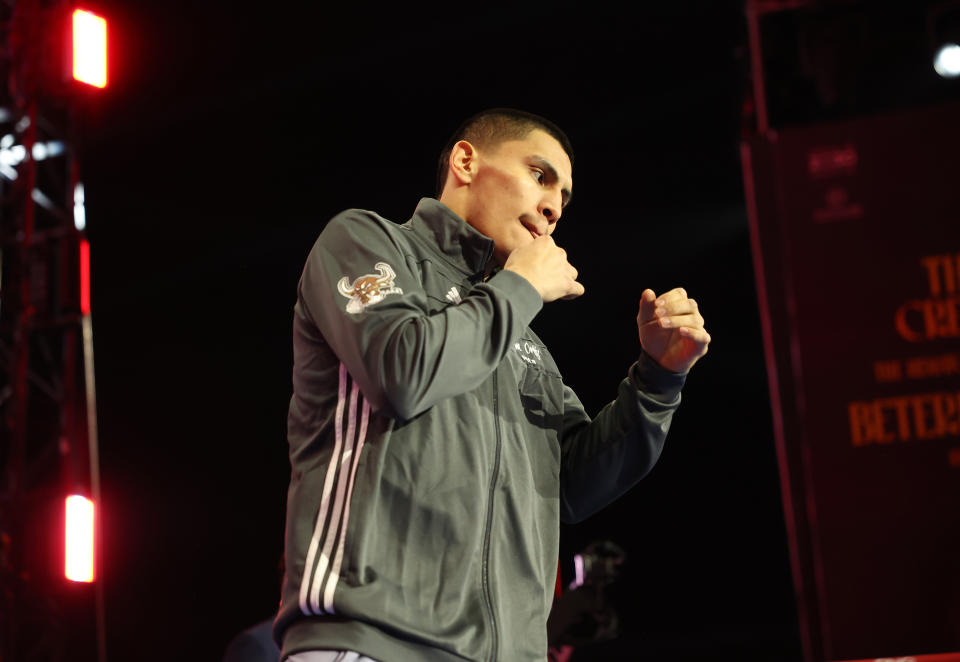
[[435, 108, 574, 198]]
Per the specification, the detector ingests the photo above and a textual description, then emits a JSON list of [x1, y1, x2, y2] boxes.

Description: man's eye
[[531, 169, 544, 183]]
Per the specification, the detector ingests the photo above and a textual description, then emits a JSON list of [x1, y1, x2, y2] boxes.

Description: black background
[[59, 1, 808, 659]]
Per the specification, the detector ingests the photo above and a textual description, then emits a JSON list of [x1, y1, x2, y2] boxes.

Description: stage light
[[0, 144, 21, 180], [572, 553, 585, 589], [933, 42, 960, 77], [32, 140, 65, 161], [74, 183, 86, 230], [65, 495, 95, 583], [0, 143, 25, 180], [0, 144, 26, 166], [72, 9, 107, 88]]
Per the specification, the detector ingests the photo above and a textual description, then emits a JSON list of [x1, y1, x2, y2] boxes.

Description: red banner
[[743, 102, 960, 660]]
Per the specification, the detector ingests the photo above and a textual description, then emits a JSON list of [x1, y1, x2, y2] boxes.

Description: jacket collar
[[407, 198, 495, 278]]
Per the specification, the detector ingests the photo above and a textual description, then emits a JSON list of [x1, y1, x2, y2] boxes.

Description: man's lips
[[520, 218, 544, 239]]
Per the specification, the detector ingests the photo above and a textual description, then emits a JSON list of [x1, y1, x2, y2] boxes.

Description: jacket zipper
[[481, 368, 501, 661]]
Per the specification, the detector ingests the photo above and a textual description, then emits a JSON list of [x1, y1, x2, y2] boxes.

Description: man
[[274, 109, 710, 662]]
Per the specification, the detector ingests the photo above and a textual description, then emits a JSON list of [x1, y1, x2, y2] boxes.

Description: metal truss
[[0, 0, 104, 659]]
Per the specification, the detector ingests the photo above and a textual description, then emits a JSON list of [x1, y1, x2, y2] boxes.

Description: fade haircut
[[435, 108, 574, 198]]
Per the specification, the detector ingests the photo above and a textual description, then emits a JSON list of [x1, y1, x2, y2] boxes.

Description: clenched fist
[[637, 287, 711, 373], [504, 236, 585, 302]]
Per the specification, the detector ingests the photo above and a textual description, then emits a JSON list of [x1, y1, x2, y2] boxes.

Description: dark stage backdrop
[[744, 103, 960, 660]]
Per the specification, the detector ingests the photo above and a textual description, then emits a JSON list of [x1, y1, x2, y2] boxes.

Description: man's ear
[[448, 140, 479, 186]]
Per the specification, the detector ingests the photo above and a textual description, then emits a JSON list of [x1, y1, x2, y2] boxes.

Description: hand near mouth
[[503, 235, 584, 302]]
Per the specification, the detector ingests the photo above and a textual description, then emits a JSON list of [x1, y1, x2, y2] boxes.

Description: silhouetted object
[[223, 619, 280, 662], [547, 541, 625, 662]]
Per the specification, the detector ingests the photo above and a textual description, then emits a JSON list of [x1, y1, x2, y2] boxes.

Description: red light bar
[[80, 239, 90, 315], [65, 495, 95, 583], [833, 654, 960, 662], [72, 9, 107, 88]]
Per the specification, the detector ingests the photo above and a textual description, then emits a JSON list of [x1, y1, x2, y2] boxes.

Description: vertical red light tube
[[72, 9, 108, 89], [80, 239, 90, 315], [65, 495, 95, 582]]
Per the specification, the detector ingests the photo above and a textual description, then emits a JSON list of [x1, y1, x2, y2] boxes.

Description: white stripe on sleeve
[[324, 396, 370, 614], [309, 377, 361, 613], [298, 362, 349, 615]]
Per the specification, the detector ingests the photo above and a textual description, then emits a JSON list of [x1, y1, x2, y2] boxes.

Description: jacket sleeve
[[557, 351, 686, 523], [297, 210, 543, 420]]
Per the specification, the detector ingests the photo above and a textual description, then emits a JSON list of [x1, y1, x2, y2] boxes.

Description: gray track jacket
[[274, 198, 686, 662]]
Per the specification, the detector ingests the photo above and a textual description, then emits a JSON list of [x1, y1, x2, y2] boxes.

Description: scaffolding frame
[[0, 0, 105, 660]]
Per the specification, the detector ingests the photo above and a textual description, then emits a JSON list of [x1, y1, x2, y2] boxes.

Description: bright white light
[[934, 43, 960, 78], [74, 183, 86, 230], [32, 141, 65, 161], [43, 141, 65, 158], [0, 138, 67, 180], [572, 553, 585, 589], [0, 145, 25, 168], [0, 142, 28, 176]]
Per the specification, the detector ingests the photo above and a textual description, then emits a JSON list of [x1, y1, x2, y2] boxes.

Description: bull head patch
[[337, 262, 403, 314]]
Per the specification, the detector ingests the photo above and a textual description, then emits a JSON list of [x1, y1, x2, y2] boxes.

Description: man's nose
[[540, 194, 562, 225]]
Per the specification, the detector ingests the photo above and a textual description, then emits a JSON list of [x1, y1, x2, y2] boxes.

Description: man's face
[[463, 129, 573, 266]]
